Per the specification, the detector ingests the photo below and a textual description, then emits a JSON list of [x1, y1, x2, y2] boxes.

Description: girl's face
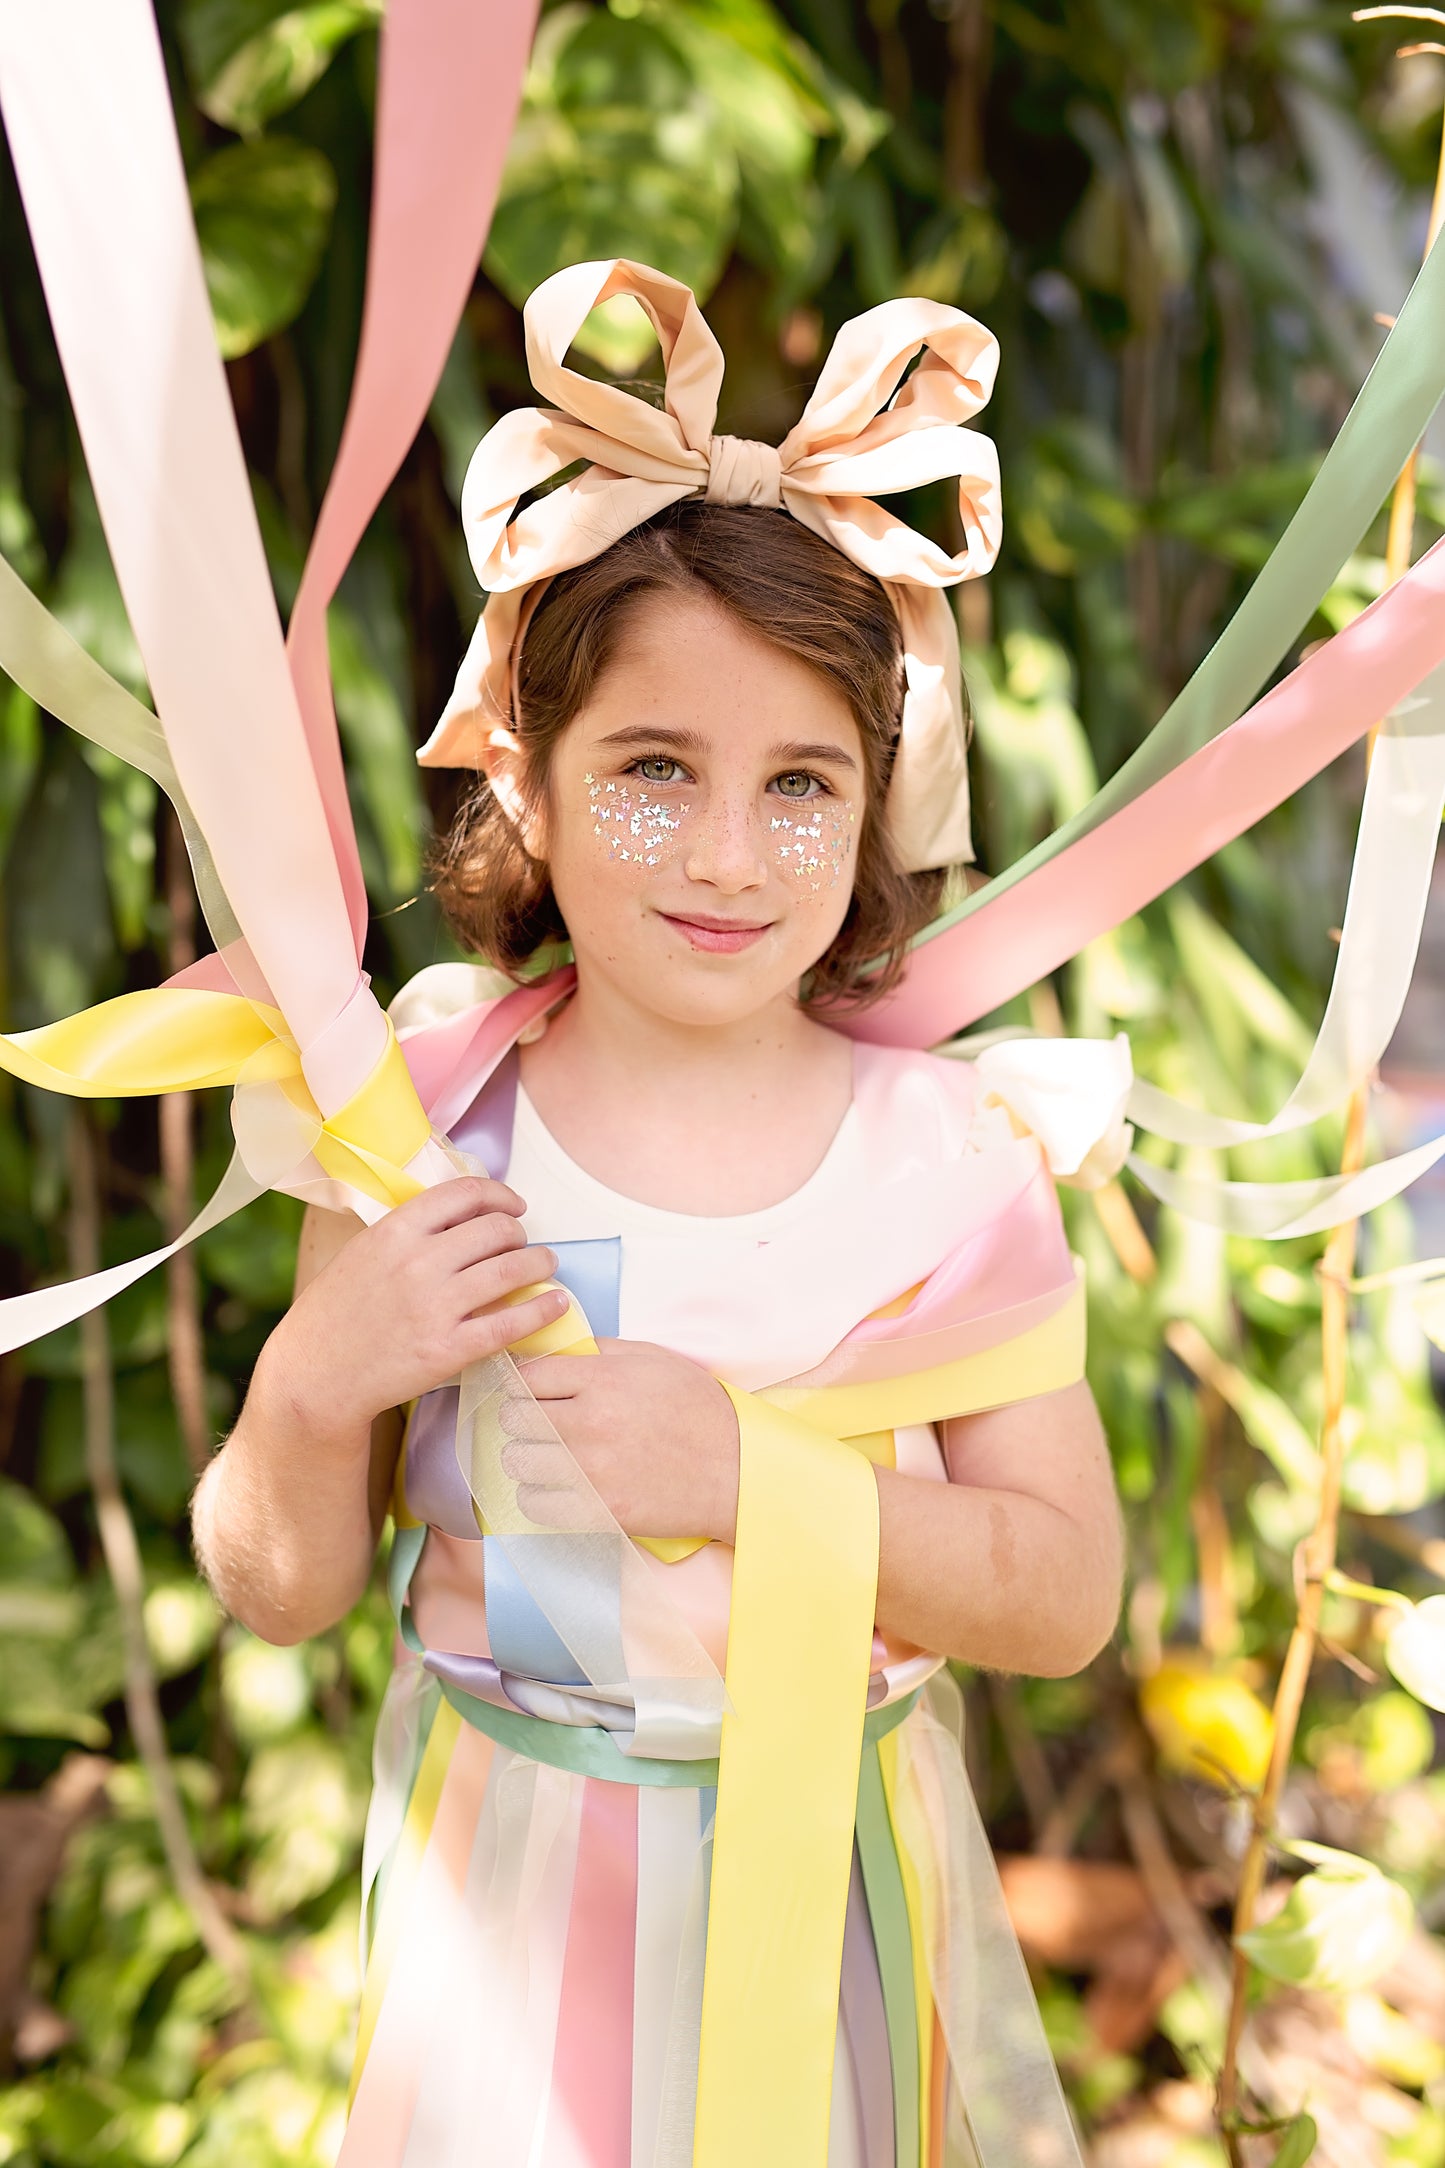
[[523, 591, 867, 1030]]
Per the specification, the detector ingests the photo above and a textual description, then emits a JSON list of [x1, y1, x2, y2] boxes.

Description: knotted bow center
[[704, 434, 783, 509]]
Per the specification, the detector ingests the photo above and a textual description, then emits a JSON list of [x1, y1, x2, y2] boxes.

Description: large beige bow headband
[[419, 258, 1002, 871]]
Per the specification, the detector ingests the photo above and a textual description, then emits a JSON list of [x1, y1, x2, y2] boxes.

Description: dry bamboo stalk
[[68, 1109, 246, 1984], [160, 813, 210, 1474], [1216, 56, 1445, 2144]]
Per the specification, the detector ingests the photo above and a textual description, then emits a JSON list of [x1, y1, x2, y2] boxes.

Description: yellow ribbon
[[0, 985, 431, 1209], [694, 1389, 880, 2167]]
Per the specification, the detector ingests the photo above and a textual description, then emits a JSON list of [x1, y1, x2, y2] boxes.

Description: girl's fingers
[[456, 1286, 569, 1362], [419, 1174, 528, 1232], [499, 1436, 573, 1489], [435, 1209, 532, 1271], [454, 1245, 558, 1316], [514, 1354, 596, 1399]]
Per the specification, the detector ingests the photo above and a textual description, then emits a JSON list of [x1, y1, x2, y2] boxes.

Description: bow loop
[[422, 257, 1004, 871], [523, 257, 724, 457]]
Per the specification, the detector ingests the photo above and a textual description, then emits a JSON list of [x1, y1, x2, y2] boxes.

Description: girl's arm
[[191, 1178, 566, 1646], [873, 1379, 1123, 1675], [517, 1347, 1123, 1678]]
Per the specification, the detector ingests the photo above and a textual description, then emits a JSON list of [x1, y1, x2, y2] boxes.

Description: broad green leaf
[[81, 743, 157, 954], [5, 733, 117, 1027], [0, 1473, 74, 1585], [180, 0, 382, 135], [243, 1735, 367, 1921], [0, 1618, 120, 1744], [191, 138, 337, 361], [1385, 1594, 1445, 1713], [221, 1630, 312, 1746], [486, 11, 738, 372], [657, 7, 821, 282], [1239, 1846, 1414, 1993], [144, 1578, 223, 1679], [198, 1184, 303, 1309], [1269, 2112, 1317, 2168], [329, 605, 426, 903]]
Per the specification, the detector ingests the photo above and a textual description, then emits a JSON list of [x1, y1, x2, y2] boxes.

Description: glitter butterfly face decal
[[585, 773, 690, 870], [768, 797, 855, 893]]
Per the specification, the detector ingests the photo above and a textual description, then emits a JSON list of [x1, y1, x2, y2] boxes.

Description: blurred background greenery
[[2, 2, 1445, 2163]]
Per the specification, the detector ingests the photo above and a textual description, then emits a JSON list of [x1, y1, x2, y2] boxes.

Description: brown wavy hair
[[432, 501, 955, 1007]]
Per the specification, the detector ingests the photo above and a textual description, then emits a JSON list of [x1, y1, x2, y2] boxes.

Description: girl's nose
[[682, 797, 768, 893]]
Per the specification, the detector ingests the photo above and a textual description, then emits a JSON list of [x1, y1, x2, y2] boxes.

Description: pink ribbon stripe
[[851, 533, 1445, 1046], [287, 0, 541, 950]]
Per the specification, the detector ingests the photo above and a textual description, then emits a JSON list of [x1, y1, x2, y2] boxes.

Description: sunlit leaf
[[221, 1631, 312, 1747], [243, 1735, 367, 1921], [180, 0, 381, 135], [1343, 1992, 1445, 2091], [144, 1579, 223, 1679], [191, 138, 337, 360], [1139, 1654, 1273, 1789], [1239, 1845, 1414, 1993], [1385, 1594, 1445, 1713], [1269, 2112, 1317, 2168], [486, 9, 739, 371]]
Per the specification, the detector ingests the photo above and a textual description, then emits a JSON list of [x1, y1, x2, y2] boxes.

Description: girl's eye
[[772, 771, 823, 800], [633, 756, 686, 785]]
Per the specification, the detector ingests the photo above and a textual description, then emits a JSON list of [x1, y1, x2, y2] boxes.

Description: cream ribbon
[[418, 256, 1003, 872]]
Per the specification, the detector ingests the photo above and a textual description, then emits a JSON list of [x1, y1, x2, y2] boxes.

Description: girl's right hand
[[255, 1177, 565, 1450]]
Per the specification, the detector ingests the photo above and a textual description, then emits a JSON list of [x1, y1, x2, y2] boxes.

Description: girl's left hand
[[504, 1340, 740, 1545]]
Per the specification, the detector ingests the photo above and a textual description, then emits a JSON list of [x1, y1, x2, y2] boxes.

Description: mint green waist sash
[[437, 1672, 921, 1788]]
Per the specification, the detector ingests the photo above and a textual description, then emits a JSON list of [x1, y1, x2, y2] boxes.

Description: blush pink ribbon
[[418, 256, 1003, 872]]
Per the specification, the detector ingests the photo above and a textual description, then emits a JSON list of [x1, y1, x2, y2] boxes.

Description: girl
[[193, 262, 1124, 2168]]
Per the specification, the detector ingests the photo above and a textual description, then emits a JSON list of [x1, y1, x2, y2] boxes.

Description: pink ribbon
[[287, 0, 540, 952], [848, 532, 1445, 1046], [0, 0, 537, 1115]]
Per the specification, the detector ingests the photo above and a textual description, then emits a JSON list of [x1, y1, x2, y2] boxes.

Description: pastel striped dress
[[341, 1036, 1091, 2168]]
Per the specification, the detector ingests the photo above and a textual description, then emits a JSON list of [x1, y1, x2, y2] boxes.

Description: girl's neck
[[517, 971, 855, 1216]]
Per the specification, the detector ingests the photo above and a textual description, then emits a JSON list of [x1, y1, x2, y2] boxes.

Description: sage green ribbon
[[857, 1741, 923, 2168], [915, 228, 1445, 952], [0, 551, 239, 950], [391, 1516, 919, 1789], [439, 1667, 920, 1791]]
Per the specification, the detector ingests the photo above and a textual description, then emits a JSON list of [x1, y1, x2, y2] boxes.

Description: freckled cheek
[[583, 775, 690, 873], [767, 799, 858, 894]]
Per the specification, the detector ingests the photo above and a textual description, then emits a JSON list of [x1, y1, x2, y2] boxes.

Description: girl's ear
[[480, 725, 547, 858]]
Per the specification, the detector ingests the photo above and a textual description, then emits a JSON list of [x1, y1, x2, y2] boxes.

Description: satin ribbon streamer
[[883, 223, 1445, 1004]]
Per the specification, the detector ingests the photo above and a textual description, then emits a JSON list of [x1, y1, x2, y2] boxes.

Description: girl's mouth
[[659, 912, 773, 955]]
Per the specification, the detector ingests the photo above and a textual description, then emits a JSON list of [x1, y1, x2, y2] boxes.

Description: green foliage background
[[2, 2, 1445, 2162]]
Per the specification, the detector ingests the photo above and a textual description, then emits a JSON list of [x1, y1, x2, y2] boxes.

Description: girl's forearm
[[872, 1466, 1122, 1676], [191, 1354, 392, 1645]]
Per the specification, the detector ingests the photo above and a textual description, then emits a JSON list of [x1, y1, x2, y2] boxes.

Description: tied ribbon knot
[[704, 433, 782, 508], [418, 257, 1004, 872], [0, 984, 433, 1211]]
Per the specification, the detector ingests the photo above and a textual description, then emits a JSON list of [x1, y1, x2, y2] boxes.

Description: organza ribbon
[[418, 256, 1003, 871], [935, 662, 1445, 1237]]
